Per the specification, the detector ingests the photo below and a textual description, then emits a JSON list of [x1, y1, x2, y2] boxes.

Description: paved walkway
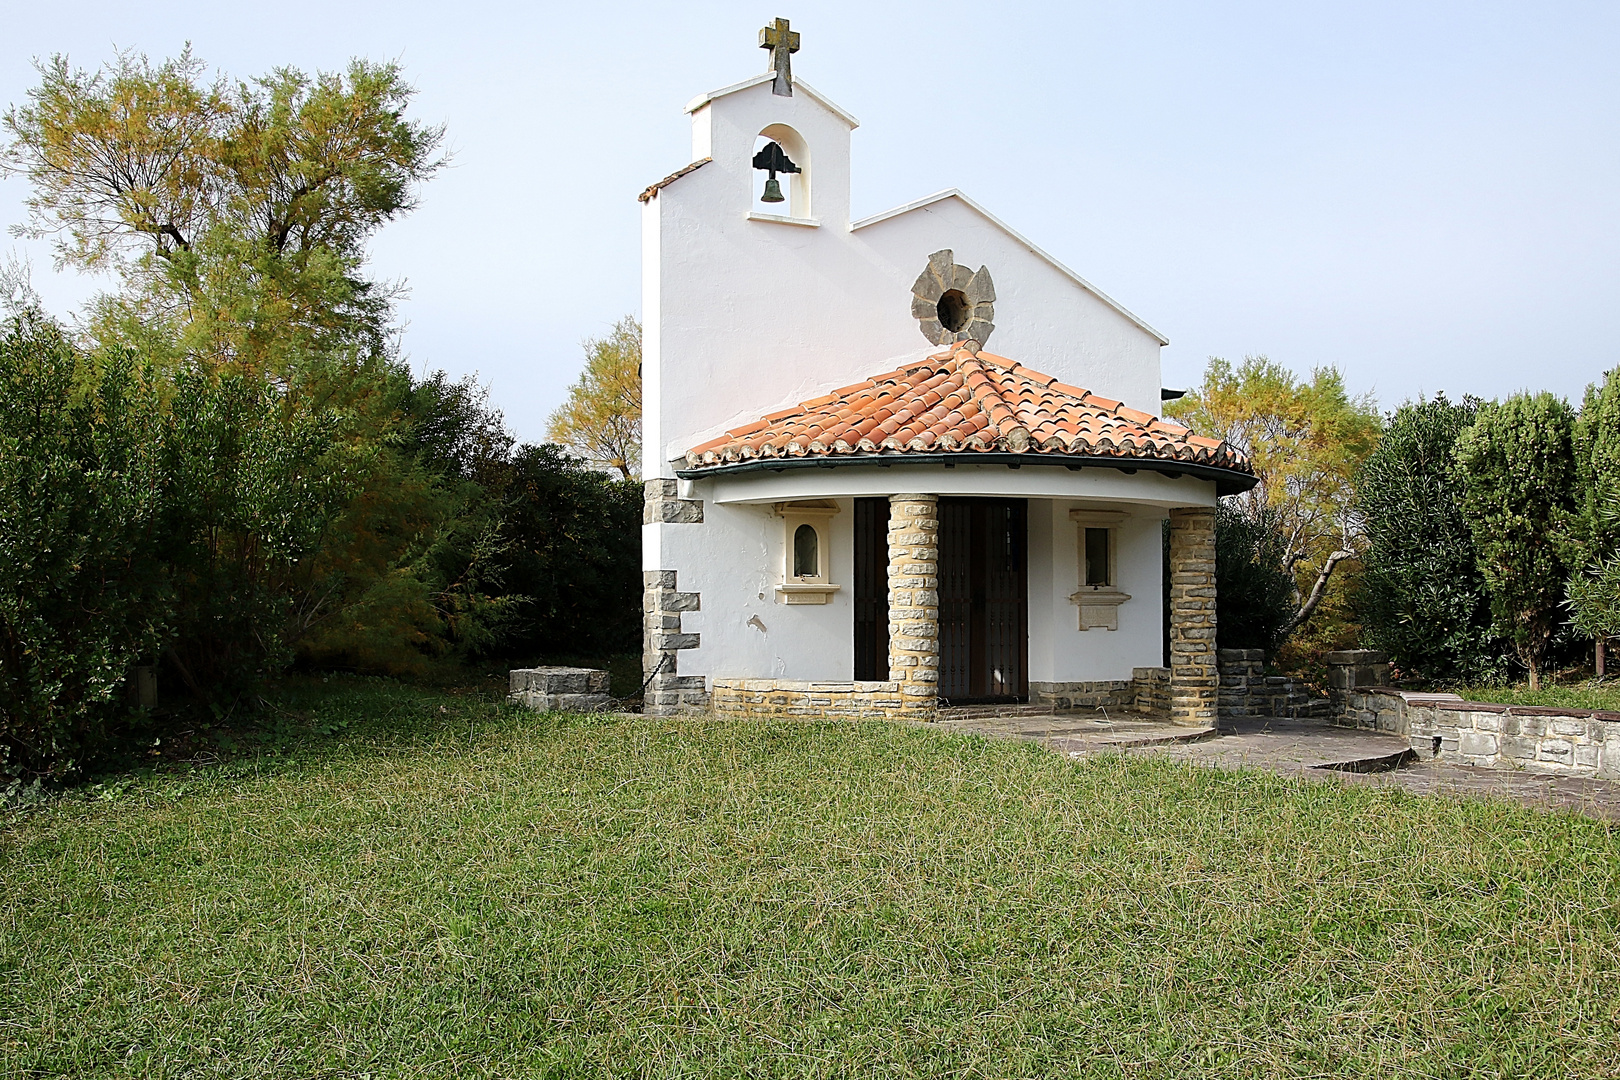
[[936, 711, 1620, 820]]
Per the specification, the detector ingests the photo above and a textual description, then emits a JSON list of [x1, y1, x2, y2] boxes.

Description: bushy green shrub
[[158, 363, 366, 703], [497, 445, 641, 660], [1568, 369, 1620, 656], [292, 368, 519, 677], [1455, 392, 1578, 690], [1356, 395, 1506, 681], [1214, 500, 1296, 652], [0, 314, 170, 779]]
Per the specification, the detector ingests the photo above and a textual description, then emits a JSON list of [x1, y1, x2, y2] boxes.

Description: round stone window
[[911, 249, 995, 347]]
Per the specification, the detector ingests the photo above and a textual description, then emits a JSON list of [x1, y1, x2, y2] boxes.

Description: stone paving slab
[[1108, 716, 1414, 773], [936, 712, 1620, 821]]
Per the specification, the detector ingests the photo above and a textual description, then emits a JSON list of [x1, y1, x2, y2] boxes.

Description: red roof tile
[[683, 344, 1252, 476]]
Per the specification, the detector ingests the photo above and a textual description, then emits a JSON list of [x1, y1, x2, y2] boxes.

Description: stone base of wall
[[1133, 667, 1171, 714], [510, 666, 612, 712], [1030, 680, 1134, 711], [712, 670, 1178, 723], [710, 680, 909, 720], [1337, 688, 1620, 778]]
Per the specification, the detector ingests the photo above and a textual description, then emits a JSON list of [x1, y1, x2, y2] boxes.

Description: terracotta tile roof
[[684, 344, 1251, 476], [638, 158, 711, 203]]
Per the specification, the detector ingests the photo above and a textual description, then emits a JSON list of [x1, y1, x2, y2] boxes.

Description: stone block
[[1458, 732, 1498, 758], [1499, 736, 1538, 761], [1539, 740, 1573, 761]]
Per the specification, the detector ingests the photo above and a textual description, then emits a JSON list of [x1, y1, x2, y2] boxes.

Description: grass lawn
[[5, 679, 1620, 1078], [1447, 680, 1620, 712]]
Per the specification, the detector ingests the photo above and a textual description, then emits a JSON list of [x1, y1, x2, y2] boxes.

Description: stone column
[[887, 494, 939, 720], [1168, 507, 1218, 728]]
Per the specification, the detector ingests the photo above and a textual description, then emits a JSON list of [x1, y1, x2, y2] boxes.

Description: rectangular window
[[1085, 527, 1111, 587]]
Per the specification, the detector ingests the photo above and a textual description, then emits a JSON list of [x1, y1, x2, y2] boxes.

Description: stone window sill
[[748, 211, 820, 228], [775, 582, 841, 605], [1069, 587, 1131, 631]]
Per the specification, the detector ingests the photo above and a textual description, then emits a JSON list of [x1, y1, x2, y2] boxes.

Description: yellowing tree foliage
[[547, 317, 641, 480], [1168, 356, 1381, 635], [1, 47, 444, 371]]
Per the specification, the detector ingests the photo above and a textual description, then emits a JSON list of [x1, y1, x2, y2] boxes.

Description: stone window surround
[[1068, 508, 1131, 631], [773, 500, 841, 605]]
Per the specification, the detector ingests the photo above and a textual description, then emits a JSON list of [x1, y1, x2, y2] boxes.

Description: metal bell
[[761, 176, 785, 203]]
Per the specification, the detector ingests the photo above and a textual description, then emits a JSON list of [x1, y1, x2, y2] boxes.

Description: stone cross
[[759, 18, 800, 97]]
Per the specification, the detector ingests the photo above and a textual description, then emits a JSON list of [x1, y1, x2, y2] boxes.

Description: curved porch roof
[[678, 344, 1257, 495]]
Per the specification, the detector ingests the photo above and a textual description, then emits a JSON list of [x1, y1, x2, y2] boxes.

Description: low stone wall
[[710, 679, 909, 720], [510, 666, 612, 712], [1217, 649, 1329, 719], [1029, 680, 1135, 711], [1338, 688, 1620, 778]]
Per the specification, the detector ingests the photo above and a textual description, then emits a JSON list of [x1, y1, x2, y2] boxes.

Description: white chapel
[[640, 22, 1254, 723]]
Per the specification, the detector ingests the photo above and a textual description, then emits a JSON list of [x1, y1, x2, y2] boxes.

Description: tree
[[1566, 499, 1620, 665], [1, 50, 529, 686], [1168, 356, 1381, 635], [498, 445, 642, 659], [1570, 367, 1620, 674], [1356, 394, 1504, 682], [1214, 501, 1296, 651], [546, 317, 641, 480], [1, 48, 444, 370], [1454, 392, 1577, 690]]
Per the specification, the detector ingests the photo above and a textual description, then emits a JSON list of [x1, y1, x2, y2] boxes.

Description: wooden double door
[[853, 496, 1029, 703]]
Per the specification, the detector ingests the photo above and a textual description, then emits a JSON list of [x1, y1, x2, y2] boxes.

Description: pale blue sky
[[4, 1, 1617, 441]]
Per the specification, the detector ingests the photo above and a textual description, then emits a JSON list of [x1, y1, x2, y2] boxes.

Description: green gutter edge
[[674, 452, 1259, 497]]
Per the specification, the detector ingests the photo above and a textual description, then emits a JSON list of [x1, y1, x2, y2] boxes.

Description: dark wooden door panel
[[937, 497, 1028, 703], [853, 498, 888, 681], [982, 499, 1028, 700], [939, 500, 974, 699]]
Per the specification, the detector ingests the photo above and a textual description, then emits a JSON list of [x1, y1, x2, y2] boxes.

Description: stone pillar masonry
[[1168, 507, 1218, 728], [643, 479, 708, 717], [643, 570, 707, 716], [887, 493, 940, 720]]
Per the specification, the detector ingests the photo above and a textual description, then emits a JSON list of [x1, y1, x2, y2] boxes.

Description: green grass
[[1448, 680, 1620, 711], [5, 678, 1620, 1078]]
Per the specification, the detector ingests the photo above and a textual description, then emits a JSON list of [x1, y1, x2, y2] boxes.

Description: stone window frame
[[1068, 508, 1132, 631], [774, 500, 841, 605]]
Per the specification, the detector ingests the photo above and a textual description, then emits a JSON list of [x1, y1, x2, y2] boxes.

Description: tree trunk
[[1599, 638, 1607, 680], [1528, 656, 1541, 692], [1279, 549, 1353, 637]]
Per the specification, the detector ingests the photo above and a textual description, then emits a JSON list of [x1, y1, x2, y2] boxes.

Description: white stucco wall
[[642, 70, 1209, 689], [642, 75, 1167, 481], [1028, 501, 1168, 683], [657, 497, 859, 683]]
